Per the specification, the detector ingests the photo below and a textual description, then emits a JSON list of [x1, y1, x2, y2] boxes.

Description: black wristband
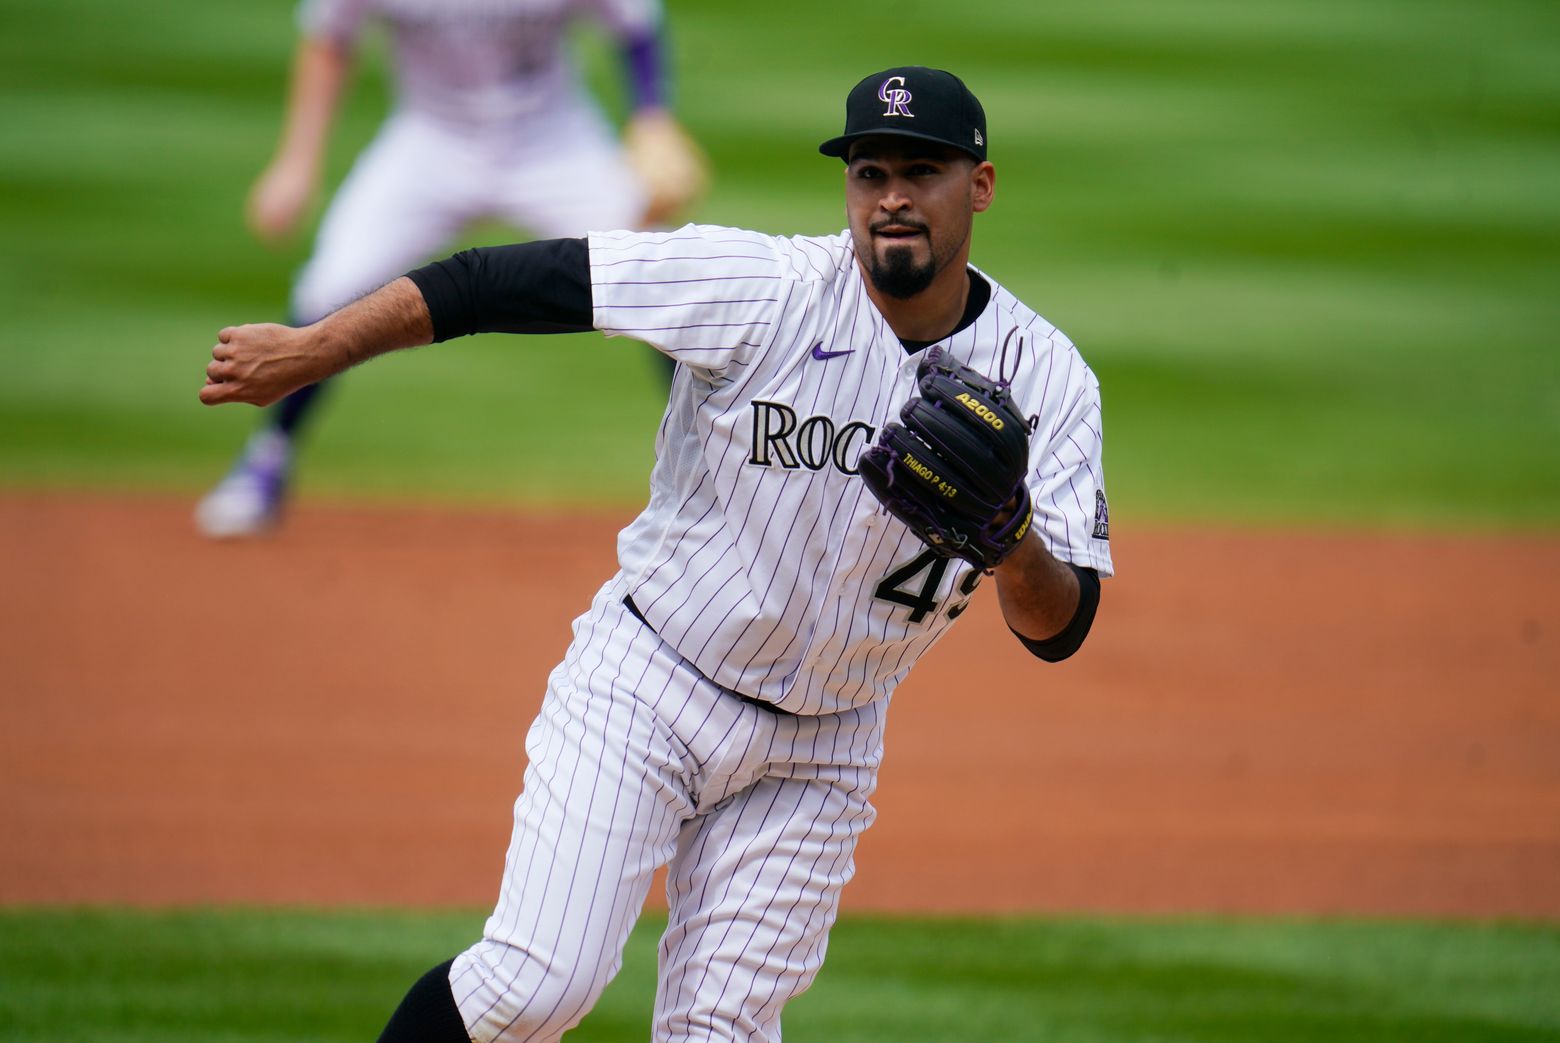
[[1010, 564, 1100, 663], [406, 237, 594, 343]]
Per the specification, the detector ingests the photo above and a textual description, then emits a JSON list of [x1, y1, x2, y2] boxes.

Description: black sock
[[270, 378, 330, 437], [375, 958, 472, 1043]]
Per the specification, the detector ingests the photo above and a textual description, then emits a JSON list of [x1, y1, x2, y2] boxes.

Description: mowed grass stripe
[[1, 0, 1556, 526], [0, 909, 1556, 1042]]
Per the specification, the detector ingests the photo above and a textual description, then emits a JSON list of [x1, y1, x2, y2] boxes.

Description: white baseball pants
[[450, 578, 885, 1042]]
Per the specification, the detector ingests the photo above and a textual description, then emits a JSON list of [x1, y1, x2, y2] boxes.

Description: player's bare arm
[[247, 36, 352, 244], [994, 532, 1084, 634], [200, 276, 431, 407], [200, 233, 594, 407]]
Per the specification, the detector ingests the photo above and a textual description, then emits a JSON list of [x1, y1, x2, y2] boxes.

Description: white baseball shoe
[[194, 429, 292, 538]]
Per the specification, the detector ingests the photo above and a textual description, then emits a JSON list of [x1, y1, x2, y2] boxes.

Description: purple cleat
[[194, 429, 291, 538]]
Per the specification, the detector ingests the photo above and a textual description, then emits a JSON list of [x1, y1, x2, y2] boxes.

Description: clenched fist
[[200, 323, 340, 407], [199, 277, 435, 407]]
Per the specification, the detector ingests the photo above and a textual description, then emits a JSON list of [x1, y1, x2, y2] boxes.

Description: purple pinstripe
[[443, 226, 1110, 1041], [450, 583, 882, 1042]]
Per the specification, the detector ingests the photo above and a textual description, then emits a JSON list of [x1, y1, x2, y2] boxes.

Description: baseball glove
[[859, 347, 1034, 571], [624, 112, 710, 226]]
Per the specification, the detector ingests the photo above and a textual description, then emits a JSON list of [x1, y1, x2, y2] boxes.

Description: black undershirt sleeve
[[1010, 564, 1101, 663], [405, 237, 594, 343], [408, 242, 1097, 664]]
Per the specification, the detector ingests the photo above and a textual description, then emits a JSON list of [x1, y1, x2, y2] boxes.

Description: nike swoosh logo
[[811, 342, 854, 361]]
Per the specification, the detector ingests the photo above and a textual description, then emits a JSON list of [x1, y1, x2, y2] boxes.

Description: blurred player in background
[[196, 0, 706, 538]]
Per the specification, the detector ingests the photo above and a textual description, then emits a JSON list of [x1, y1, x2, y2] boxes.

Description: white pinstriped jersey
[[589, 225, 1113, 716], [298, 0, 659, 126]]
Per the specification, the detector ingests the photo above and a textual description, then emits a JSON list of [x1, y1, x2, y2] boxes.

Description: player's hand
[[624, 110, 710, 227], [246, 158, 317, 245], [200, 323, 333, 407]]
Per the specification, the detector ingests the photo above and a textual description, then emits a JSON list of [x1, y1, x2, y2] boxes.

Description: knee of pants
[[451, 939, 615, 1043]]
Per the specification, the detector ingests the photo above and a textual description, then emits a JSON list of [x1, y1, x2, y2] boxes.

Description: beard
[[866, 240, 937, 299]]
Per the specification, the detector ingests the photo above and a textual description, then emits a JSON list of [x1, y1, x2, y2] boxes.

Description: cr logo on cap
[[878, 76, 914, 118]]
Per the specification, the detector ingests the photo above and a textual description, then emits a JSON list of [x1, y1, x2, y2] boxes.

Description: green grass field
[[2, 909, 1557, 1042], [1, 0, 1556, 525], [3, 2, 1558, 1040]]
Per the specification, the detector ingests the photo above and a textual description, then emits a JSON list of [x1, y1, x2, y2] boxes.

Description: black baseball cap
[[819, 66, 987, 162]]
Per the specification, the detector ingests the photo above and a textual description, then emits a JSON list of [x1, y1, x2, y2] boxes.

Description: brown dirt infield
[[2, 492, 1557, 918]]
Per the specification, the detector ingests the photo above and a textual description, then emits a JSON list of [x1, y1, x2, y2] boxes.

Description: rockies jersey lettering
[[747, 400, 875, 474], [589, 225, 1113, 715]]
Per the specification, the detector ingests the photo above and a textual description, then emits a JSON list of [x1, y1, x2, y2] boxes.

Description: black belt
[[622, 594, 791, 715]]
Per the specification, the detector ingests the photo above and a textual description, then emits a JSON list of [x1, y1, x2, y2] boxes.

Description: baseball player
[[201, 66, 1112, 1043], [195, 0, 707, 538]]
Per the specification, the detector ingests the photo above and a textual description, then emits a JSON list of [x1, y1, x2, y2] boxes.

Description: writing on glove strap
[[858, 347, 1033, 571]]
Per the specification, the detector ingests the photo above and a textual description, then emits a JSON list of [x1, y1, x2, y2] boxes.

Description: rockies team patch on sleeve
[[1092, 489, 1110, 540]]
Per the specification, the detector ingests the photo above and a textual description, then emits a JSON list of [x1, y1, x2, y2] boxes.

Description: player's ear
[[970, 161, 995, 213]]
